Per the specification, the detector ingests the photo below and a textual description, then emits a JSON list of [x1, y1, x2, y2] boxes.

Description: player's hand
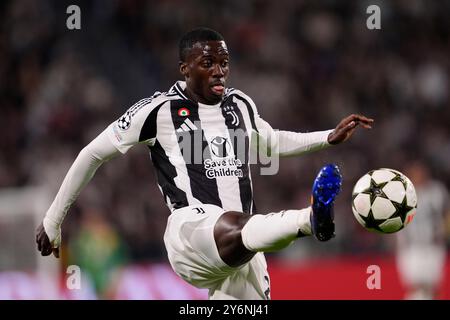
[[327, 114, 374, 145], [36, 222, 60, 258]]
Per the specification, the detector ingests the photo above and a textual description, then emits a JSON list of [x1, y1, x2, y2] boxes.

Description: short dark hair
[[179, 27, 224, 61]]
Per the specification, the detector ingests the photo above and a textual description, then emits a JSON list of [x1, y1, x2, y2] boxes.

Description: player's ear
[[179, 61, 189, 78]]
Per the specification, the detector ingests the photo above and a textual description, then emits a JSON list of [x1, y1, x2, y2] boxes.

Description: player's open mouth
[[211, 84, 225, 95]]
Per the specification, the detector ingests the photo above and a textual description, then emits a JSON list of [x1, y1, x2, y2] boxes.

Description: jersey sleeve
[[235, 90, 332, 157], [106, 96, 165, 154], [44, 128, 120, 242]]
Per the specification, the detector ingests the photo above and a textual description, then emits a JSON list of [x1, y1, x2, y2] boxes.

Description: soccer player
[[396, 160, 449, 299], [36, 28, 373, 299]]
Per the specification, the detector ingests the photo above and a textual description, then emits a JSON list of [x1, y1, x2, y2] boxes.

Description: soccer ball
[[352, 168, 417, 233]]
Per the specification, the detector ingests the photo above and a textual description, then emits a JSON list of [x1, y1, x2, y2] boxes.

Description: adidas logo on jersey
[[176, 118, 199, 133]]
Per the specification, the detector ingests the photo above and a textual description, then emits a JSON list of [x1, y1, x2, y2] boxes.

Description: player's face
[[180, 40, 229, 104]]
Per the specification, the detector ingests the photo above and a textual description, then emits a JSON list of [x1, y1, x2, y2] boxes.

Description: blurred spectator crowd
[[1, 0, 449, 270]]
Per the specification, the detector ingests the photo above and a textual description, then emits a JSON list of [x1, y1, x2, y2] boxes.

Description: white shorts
[[163, 204, 270, 300]]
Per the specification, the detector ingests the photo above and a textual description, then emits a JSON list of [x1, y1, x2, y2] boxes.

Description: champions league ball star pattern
[[117, 112, 132, 130], [352, 168, 418, 233]]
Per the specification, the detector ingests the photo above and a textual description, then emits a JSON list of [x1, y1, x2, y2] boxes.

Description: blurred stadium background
[[1, 0, 449, 299]]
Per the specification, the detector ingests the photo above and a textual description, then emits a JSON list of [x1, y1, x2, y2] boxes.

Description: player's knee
[[214, 211, 255, 268]]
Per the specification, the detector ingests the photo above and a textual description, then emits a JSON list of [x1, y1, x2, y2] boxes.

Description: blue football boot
[[310, 164, 342, 241]]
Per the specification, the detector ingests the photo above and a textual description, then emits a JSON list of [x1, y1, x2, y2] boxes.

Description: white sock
[[241, 208, 312, 252]]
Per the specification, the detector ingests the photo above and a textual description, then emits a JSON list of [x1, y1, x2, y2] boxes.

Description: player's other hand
[[36, 221, 60, 258], [327, 114, 374, 145]]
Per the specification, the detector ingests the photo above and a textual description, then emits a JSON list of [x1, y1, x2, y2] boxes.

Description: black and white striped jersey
[[106, 81, 332, 214]]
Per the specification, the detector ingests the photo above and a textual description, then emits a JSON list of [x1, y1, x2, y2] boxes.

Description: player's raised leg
[[214, 164, 342, 267]]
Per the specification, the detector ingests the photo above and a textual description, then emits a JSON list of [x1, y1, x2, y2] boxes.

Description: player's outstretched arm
[[254, 112, 373, 157], [327, 114, 374, 145], [36, 129, 120, 258]]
